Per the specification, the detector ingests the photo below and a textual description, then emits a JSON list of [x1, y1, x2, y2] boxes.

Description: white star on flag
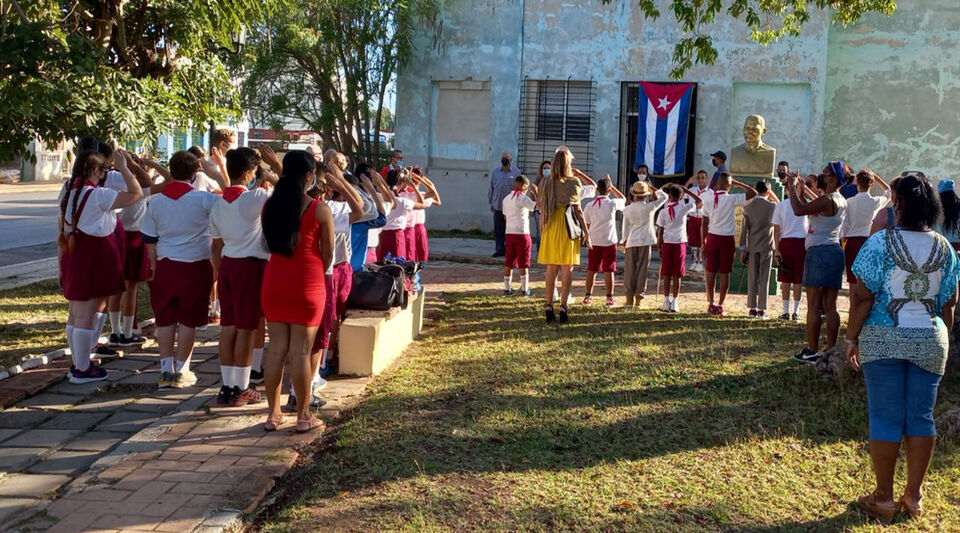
[[657, 96, 671, 110]]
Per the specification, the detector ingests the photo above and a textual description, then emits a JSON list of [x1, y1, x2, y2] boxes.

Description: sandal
[[264, 414, 284, 432], [857, 492, 897, 521], [296, 414, 323, 433], [581, 296, 592, 305], [899, 494, 923, 519], [544, 304, 556, 324], [558, 304, 569, 324], [605, 295, 615, 307]]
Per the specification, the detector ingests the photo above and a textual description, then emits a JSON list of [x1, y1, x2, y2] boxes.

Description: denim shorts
[[802, 243, 844, 288], [862, 359, 941, 442]]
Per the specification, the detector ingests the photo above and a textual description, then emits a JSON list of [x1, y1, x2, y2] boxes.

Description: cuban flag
[[634, 82, 695, 177]]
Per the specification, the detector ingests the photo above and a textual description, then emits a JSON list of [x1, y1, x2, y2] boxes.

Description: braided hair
[[59, 151, 105, 251]]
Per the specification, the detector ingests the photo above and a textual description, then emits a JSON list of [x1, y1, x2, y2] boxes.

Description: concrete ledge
[[338, 292, 424, 377]]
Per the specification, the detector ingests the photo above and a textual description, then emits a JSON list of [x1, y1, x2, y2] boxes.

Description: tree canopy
[[0, 0, 274, 162]]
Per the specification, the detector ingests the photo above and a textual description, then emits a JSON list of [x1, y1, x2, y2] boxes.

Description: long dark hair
[[895, 174, 941, 231], [940, 189, 960, 236], [59, 151, 105, 251], [261, 150, 316, 257]]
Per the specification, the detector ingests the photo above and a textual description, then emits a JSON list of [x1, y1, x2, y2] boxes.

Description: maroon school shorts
[[660, 242, 687, 277], [404, 226, 417, 260], [218, 256, 266, 330], [587, 245, 617, 273], [844, 236, 868, 284], [414, 223, 429, 262], [123, 230, 152, 282], [504, 234, 532, 269], [686, 216, 703, 248], [149, 259, 213, 328], [377, 229, 405, 262], [704, 234, 735, 274], [777, 237, 806, 284]]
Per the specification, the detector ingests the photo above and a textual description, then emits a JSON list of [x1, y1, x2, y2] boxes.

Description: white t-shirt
[[689, 184, 707, 217], [141, 189, 220, 262], [656, 200, 696, 244], [412, 193, 433, 225], [368, 195, 391, 248], [702, 189, 747, 236], [398, 189, 419, 229], [771, 199, 809, 239], [63, 185, 119, 237], [502, 191, 537, 235], [327, 200, 353, 269], [103, 170, 147, 231], [583, 196, 626, 247], [191, 172, 221, 193], [208, 188, 271, 260], [843, 191, 890, 238], [621, 190, 668, 247], [382, 196, 414, 231]]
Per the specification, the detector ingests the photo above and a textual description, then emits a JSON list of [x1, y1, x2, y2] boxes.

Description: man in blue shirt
[[709, 151, 727, 190], [488, 151, 520, 257]]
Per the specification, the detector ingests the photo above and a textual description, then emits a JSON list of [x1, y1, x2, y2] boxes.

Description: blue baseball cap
[[938, 179, 955, 194]]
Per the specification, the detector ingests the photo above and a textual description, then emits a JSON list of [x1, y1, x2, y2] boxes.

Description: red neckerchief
[[667, 201, 679, 221], [713, 190, 727, 208], [161, 181, 193, 200], [592, 196, 605, 208], [222, 186, 246, 203], [71, 179, 98, 190], [510, 190, 523, 199]]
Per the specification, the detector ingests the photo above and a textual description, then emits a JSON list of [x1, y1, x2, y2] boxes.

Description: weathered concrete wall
[[395, 0, 834, 230], [823, 0, 960, 180]]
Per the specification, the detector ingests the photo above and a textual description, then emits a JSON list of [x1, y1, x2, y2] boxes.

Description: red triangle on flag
[[639, 82, 694, 120]]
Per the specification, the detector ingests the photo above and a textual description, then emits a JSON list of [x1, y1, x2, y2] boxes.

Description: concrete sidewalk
[[0, 182, 65, 194]]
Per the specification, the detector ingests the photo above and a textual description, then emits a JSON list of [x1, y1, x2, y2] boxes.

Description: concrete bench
[[337, 291, 425, 376]]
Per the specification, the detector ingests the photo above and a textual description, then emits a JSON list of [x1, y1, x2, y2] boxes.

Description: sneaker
[[170, 370, 197, 389], [93, 343, 118, 356], [69, 363, 108, 384], [158, 371, 175, 388], [115, 333, 146, 347], [748, 309, 758, 318], [716, 305, 726, 316], [793, 348, 820, 364], [519, 289, 532, 297], [792, 313, 801, 322], [605, 296, 615, 307], [216, 385, 232, 405], [582, 296, 592, 305], [503, 289, 515, 296], [661, 300, 670, 312], [757, 310, 766, 320], [231, 386, 263, 407], [669, 299, 679, 313], [108, 333, 122, 346], [779, 313, 791, 321], [250, 369, 264, 385], [281, 395, 298, 413], [309, 395, 328, 408]]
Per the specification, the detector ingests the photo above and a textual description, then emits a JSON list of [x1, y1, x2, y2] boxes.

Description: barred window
[[536, 81, 592, 142]]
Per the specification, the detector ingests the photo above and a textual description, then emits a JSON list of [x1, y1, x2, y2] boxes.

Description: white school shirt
[[843, 191, 890, 238], [368, 194, 392, 248], [621, 190, 668, 247], [701, 189, 747, 236], [502, 191, 537, 235], [398, 189, 418, 229], [771, 199, 809, 239], [140, 188, 220, 262], [382, 196, 414, 231], [191, 172, 221, 193], [63, 185, 119, 237], [412, 191, 434, 226], [689, 184, 706, 217], [656, 199, 696, 244], [327, 200, 353, 268], [583, 196, 626, 247], [103, 170, 148, 231], [208, 188, 271, 260]]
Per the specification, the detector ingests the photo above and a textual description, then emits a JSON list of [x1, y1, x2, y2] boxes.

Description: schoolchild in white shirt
[[620, 181, 668, 306], [683, 170, 710, 272], [655, 183, 703, 312], [700, 172, 758, 316], [141, 151, 221, 389], [500, 175, 538, 296], [582, 176, 626, 306]]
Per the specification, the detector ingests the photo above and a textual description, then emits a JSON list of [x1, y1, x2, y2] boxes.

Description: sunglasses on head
[[900, 170, 926, 179]]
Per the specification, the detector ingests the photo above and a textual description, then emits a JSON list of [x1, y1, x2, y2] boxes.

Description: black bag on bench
[[347, 270, 402, 311]]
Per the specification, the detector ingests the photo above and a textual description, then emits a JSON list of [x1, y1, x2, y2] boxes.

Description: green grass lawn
[[0, 279, 152, 369], [259, 292, 960, 532]]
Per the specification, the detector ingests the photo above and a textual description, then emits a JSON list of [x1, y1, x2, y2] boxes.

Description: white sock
[[122, 315, 134, 337], [160, 357, 174, 374], [238, 366, 251, 389], [504, 274, 512, 291], [793, 300, 801, 315], [175, 358, 190, 373], [109, 311, 121, 335], [72, 328, 95, 372], [521, 274, 529, 292], [220, 366, 234, 387], [252, 348, 264, 372], [92, 313, 107, 347], [66, 325, 75, 365], [783, 300, 790, 315]]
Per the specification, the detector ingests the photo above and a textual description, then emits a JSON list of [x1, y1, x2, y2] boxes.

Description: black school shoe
[[250, 369, 264, 385], [216, 385, 233, 405], [93, 343, 118, 356]]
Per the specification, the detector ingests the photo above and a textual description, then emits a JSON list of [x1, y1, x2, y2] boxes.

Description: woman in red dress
[[261, 151, 334, 433]]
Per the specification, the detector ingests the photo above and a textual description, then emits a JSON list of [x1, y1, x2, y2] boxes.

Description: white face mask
[[543, 168, 551, 177]]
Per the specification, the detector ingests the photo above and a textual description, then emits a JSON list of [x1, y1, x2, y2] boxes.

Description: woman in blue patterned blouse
[[846, 173, 960, 521]]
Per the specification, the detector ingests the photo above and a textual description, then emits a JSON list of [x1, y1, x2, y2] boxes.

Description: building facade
[[394, 0, 960, 230]]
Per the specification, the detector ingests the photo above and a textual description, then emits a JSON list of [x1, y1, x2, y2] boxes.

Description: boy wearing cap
[[501, 175, 538, 295], [621, 181, 668, 306]]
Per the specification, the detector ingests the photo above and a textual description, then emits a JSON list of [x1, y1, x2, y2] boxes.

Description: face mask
[[501, 158, 510, 167], [816, 174, 827, 190], [396, 161, 403, 167], [308, 175, 318, 191], [777, 171, 787, 179], [542, 168, 550, 177]]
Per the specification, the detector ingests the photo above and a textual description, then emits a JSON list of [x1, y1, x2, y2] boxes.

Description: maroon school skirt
[[414, 224, 429, 262], [404, 226, 417, 260], [377, 229, 406, 262], [60, 231, 125, 301], [123, 230, 152, 282]]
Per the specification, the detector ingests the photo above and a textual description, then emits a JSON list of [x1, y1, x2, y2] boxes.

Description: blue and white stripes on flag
[[634, 82, 695, 177]]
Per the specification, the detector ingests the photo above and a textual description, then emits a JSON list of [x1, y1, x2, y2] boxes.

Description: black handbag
[[364, 263, 408, 309], [347, 271, 402, 311], [564, 205, 582, 240]]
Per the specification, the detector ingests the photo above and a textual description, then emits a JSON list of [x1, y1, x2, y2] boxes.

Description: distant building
[[394, 1, 960, 230]]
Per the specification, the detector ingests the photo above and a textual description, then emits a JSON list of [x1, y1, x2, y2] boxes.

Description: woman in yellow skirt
[[538, 146, 591, 323]]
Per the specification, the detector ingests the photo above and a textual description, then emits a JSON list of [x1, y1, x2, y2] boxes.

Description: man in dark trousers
[[488, 151, 519, 257]]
